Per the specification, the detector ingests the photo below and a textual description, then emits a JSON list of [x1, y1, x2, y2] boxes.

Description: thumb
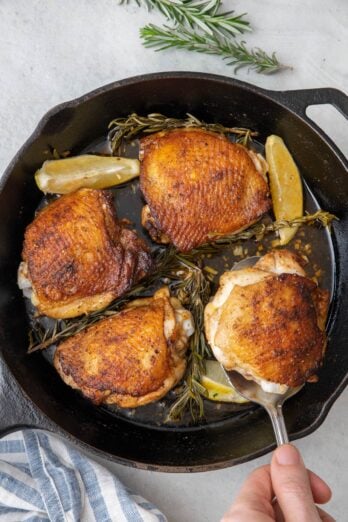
[[271, 444, 321, 522]]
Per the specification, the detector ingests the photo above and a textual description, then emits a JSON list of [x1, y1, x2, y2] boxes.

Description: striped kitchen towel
[[0, 429, 167, 522]]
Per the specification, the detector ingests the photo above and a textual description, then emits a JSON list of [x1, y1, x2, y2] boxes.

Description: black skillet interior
[[0, 72, 347, 471]]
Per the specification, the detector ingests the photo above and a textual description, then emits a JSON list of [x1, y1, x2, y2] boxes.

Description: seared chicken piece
[[205, 250, 329, 393], [140, 128, 271, 252], [54, 288, 194, 407], [18, 188, 152, 319]]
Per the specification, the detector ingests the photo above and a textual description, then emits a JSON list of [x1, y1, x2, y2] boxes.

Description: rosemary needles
[[108, 112, 257, 153], [121, 0, 251, 37], [141, 25, 282, 74], [119, 0, 284, 74]]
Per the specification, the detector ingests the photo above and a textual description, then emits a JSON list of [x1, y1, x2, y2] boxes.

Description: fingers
[[273, 501, 335, 522], [222, 465, 274, 521], [307, 470, 332, 504], [316, 505, 336, 522], [271, 445, 325, 522], [222, 446, 334, 522]]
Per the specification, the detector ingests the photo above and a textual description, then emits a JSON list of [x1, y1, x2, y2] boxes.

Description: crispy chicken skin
[[19, 188, 152, 319], [204, 250, 329, 391], [140, 128, 271, 252], [54, 288, 194, 407]]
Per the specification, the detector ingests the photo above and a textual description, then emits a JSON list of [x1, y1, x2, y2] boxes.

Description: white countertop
[[0, 1, 347, 520]]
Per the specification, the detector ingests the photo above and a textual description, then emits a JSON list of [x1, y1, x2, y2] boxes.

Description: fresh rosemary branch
[[120, 0, 251, 37], [166, 329, 208, 422], [207, 210, 337, 247], [165, 255, 211, 422], [108, 112, 257, 153], [141, 24, 282, 74]]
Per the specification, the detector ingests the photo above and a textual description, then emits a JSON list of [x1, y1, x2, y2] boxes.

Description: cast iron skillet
[[0, 72, 347, 472]]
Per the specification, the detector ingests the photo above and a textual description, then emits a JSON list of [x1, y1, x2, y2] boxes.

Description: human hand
[[222, 444, 334, 522]]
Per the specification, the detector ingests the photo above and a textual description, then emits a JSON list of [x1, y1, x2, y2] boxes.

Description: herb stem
[[207, 210, 337, 246], [108, 112, 257, 153], [120, 0, 251, 37], [140, 24, 283, 74]]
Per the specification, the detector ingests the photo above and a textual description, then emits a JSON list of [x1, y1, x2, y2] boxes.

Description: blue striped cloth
[[0, 429, 167, 521]]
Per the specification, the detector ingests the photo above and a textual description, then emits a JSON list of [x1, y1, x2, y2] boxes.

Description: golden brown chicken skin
[[19, 188, 152, 319], [205, 250, 329, 391], [140, 128, 271, 252], [54, 288, 194, 407]]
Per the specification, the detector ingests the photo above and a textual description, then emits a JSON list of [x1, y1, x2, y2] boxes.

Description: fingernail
[[275, 444, 300, 465]]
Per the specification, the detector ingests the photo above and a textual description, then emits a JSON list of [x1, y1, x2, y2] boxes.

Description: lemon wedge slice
[[200, 360, 248, 403], [265, 135, 303, 245], [35, 155, 140, 194]]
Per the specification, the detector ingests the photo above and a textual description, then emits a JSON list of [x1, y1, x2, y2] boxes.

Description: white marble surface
[[0, 1, 347, 520]]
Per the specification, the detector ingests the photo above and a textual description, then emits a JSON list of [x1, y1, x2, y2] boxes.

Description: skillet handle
[[271, 87, 348, 120], [0, 355, 55, 437]]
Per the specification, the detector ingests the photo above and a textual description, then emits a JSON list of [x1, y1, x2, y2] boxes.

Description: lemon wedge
[[265, 135, 303, 245], [200, 360, 248, 403], [35, 155, 140, 194]]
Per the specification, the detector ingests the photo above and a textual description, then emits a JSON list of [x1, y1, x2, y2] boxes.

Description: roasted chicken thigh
[[204, 250, 329, 393], [18, 188, 152, 318], [54, 288, 194, 407], [140, 128, 271, 252]]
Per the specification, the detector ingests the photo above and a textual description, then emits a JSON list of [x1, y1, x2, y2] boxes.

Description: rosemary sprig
[[165, 255, 211, 421], [120, 0, 251, 37], [140, 24, 282, 74], [207, 210, 337, 247], [119, 0, 285, 74], [108, 112, 257, 153], [238, 129, 253, 148], [166, 330, 208, 422]]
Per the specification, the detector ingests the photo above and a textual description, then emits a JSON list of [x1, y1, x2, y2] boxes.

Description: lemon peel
[[265, 135, 303, 245], [200, 361, 248, 403], [35, 155, 140, 194]]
